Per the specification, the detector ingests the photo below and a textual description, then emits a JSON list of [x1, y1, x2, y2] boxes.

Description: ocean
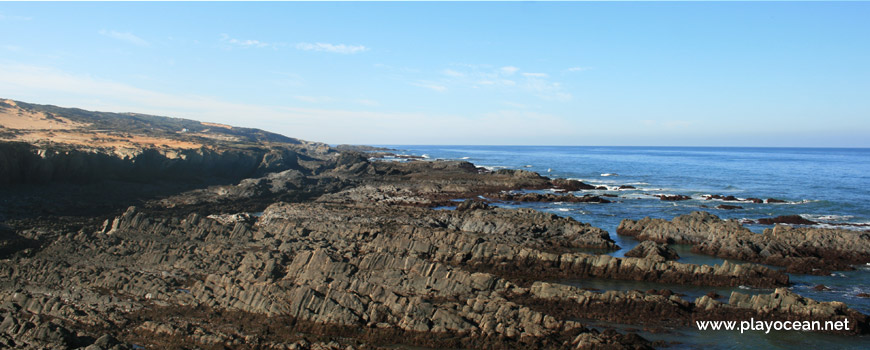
[[380, 146, 870, 349]]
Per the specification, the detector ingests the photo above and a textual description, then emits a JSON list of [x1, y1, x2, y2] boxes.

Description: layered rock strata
[[526, 282, 868, 335], [617, 211, 870, 274], [624, 241, 680, 262], [0, 195, 812, 349]]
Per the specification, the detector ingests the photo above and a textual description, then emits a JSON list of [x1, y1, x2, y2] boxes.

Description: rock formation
[[2, 100, 866, 349], [624, 241, 680, 262], [618, 211, 870, 274]]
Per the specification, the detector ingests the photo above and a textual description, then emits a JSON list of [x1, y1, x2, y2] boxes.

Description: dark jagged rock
[[703, 194, 763, 204], [655, 194, 691, 201], [495, 192, 611, 204], [523, 283, 869, 335], [813, 284, 831, 291], [618, 211, 870, 274], [716, 204, 743, 210], [550, 178, 595, 191], [624, 241, 680, 262], [766, 198, 787, 203], [456, 199, 490, 211], [705, 291, 723, 299], [756, 215, 817, 225]]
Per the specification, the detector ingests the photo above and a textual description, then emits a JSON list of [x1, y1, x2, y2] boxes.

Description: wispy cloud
[[412, 82, 448, 92], [0, 63, 576, 145], [294, 96, 379, 107], [0, 13, 32, 21], [432, 64, 571, 101], [221, 34, 276, 49], [442, 69, 465, 78], [567, 67, 593, 72], [500, 66, 519, 75], [99, 30, 149, 47], [522, 72, 548, 78], [295, 42, 368, 54]]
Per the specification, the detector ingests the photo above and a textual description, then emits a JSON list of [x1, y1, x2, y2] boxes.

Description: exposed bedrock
[[0, 141, 335, 185], [617, 211, 870, 274], [495, 192, 611, 204], [317, 161, 560, 207], [1, 203, 659, 349], [464, 252, 787, 289], [549, 179, 596, 191], [526, 282, 869, 335], [624, 241, 680, 262], [753, 215, 817, 226], [3, 197, 862, 349]]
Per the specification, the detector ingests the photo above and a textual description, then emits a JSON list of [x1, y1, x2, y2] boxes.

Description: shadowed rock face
[[617, 211, 870, 274], [0, 100, 347, 220]]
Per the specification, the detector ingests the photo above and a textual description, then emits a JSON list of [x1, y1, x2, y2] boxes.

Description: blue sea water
[[382, 146, 870, 349]]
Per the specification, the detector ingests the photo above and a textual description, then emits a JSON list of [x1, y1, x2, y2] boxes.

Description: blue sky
[[1, 2, 868, 147]]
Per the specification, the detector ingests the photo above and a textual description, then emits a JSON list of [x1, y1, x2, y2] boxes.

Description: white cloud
[[295, 42, 368, 54], [443, 69, 465, 78], [221, 34, 274, 48], [522, 72, 548, 78], [567, 67, 593, 72], [412, 82, 448, 92], [99, 30, 149, 47], [0, 63, 577, 145], [500, 66, 519, 75], [524, 78, 572, 101], [437, 65, 569, 101]]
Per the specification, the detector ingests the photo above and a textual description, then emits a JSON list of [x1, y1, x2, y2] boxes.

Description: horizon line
[[358, 144, 870, 150]]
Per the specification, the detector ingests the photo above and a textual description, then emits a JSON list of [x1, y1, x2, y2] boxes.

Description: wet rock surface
[[617, 211, 870, 274], [495, 192, 611, 204]]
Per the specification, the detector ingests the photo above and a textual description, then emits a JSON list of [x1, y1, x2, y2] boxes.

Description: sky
[[1, 2, 869, 147]]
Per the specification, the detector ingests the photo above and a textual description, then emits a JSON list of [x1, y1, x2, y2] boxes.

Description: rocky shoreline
[[1, 101, 868, 349], [617, 211, 870, 274], [2, 158, 869, 349]]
